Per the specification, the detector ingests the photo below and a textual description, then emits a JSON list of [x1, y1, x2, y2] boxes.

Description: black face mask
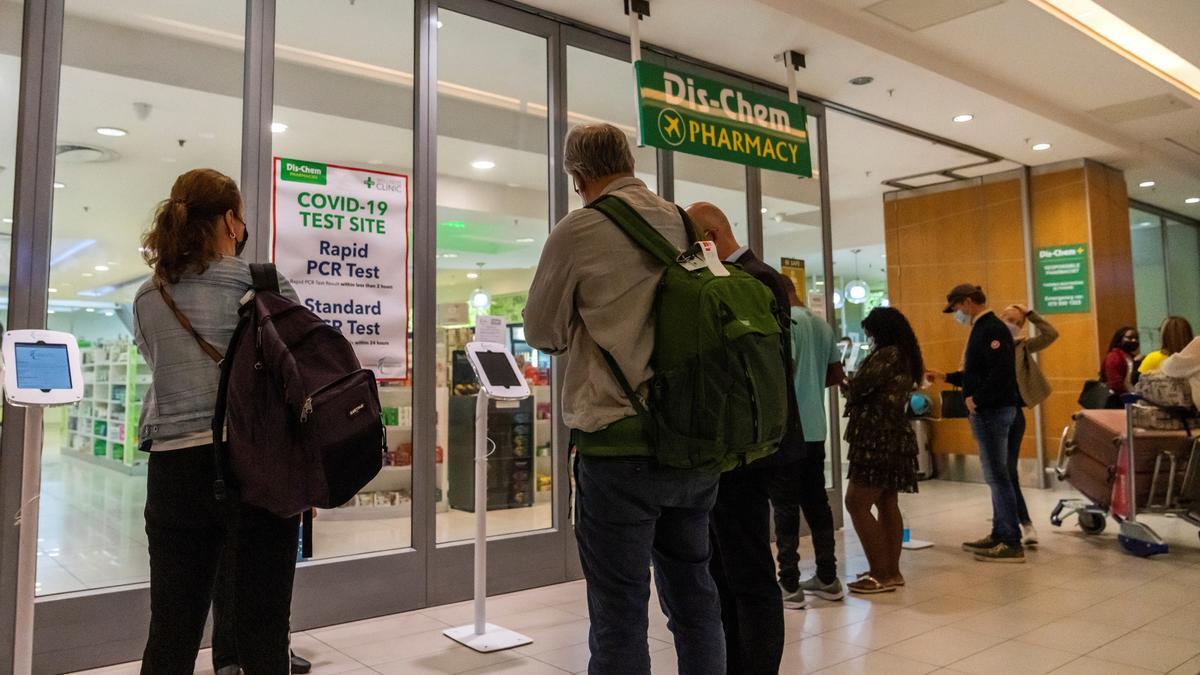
[[1121, 340, 1139, 354], [235, 229, 249, 257]]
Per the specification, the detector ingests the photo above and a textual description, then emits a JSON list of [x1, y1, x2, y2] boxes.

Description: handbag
[[1077, 379, 1115, 410], [940, 387, 969, 418]]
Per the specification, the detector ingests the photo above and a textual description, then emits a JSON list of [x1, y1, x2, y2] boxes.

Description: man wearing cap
[[929, 284, 1025, 563]]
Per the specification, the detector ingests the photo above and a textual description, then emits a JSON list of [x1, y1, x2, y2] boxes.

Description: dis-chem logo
[[363, 176, 375, 189]]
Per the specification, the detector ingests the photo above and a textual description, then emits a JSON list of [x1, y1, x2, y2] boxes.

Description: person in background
[[768, 275, 845, 606], [524, 124, 725, 675], [999, 304, 1059, 547], [687, 201, 786, 672], [135, 169, 301, 673], [930, 284, 1025, 564], [1102, 326, 1141, 400], [1139, 316, 1194, 375], [1162, 336, 1200, 409], [842, 307, 923, 593]]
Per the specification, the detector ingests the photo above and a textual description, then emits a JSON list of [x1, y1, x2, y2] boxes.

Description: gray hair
[[563, 123, 635, 181]]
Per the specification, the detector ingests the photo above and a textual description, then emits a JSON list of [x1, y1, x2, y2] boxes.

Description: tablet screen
[[476, 350, 521, 388], [15, 343, 73, 390]]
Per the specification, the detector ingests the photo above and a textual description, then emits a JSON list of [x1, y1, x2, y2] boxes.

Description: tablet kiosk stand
[[442, 386, 533, 652]]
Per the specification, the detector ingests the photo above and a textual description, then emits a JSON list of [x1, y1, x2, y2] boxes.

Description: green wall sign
[[1036, 243, 1090, 313], [634, 61, 812, 177]]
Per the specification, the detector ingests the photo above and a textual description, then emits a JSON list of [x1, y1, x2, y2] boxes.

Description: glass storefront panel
[[272, 0, 415, 559], [38, 1, 245, 596], [0, 0, 17, 584], [760, 117, 835, 483], [435, 11, 552, 544], [566, 46, 656, 210], [674, 152, 747, 244], [1130, 208, 1167, 351], [1165, 219, 1200, 328]]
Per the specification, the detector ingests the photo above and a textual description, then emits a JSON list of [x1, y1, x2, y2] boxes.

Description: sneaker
[[973, 543, 1026, 564], [799, 575, 845, 601], [1022, 523, 1039, 547], [962, 535, 997, 553], [780, 583, 809, 609]]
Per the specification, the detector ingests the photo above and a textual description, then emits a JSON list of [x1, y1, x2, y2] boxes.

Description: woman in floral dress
[[843, 307, 925, 594]]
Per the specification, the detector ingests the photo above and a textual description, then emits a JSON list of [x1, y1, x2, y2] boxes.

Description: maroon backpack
[[211, 264, 385, 518]]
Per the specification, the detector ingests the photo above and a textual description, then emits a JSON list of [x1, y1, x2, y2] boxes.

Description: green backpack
[[588, 195, 789, 473]]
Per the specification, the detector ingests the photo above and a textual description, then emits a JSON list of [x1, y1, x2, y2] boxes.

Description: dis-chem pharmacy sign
[[634, 61, 812, 177]]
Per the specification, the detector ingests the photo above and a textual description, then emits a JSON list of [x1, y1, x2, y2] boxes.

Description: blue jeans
[[969, 407, 1022, 546], [1007, 409, 1032, 525], [574, 455, 726, 675]]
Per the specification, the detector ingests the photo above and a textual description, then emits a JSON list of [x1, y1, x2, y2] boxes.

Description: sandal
[[848, 575, 896, 594], [856, 571, 906, 587]]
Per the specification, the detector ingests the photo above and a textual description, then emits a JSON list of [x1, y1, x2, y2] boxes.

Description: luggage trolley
[[1051, 395, 1200, 557]]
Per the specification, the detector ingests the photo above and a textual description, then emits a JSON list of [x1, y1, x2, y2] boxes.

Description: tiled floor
[[74, 480, 1200, 674]]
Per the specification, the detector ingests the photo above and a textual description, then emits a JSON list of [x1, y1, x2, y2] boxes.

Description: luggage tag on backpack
[[676, 241, 729, 277]]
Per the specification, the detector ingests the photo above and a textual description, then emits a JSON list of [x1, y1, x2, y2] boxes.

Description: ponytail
[[142, 169, 241, 283]]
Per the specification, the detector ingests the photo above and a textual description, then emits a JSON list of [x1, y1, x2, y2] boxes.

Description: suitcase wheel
[[1078, 511, 1107, 535]]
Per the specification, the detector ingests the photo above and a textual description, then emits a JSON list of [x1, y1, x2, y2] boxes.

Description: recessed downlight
[[466, 272, 479, 279], [49, 288, 58, 293], [953, 114, 974, 123], [1032, 143, 1052, 151], [471, 160, 495, 170], [53, 181, 65, 189], [96, 127, 127, 137], [2, 218, 11, 224], [1139, 180, 1156, 188], [760, 207, 768, 214], [516, 237, 536, 244], [1186, 197, 1200, 204], [94, 265, 109, 272], [270, 122, 288, 133]]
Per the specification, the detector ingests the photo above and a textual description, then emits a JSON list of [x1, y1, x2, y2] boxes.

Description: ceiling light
[[1186, 197, 1200, 205], [953, 114, 974, 123], [1139, 180, 1156, 188], [441, 253, 458, 259], [2, 218, 11, 224], [1031, 143, 1052, 151], [270, 122, 288, 133], [95, 127, 127, 137], [516, 237, 536, 244], [760, 207, 768, 214], [436, 20, 444, 28], [849, 76, 874, 86], [471, 289, 490, 310], [104, 311, 115, 317], [46, 310, 56, 315], [53, 182, 65, 189], [94, 265, 109, 272], [1028, 0, 1200, 101], [85, 308, 95, 313], [471, 160, 495, 170], [49, 288, 57, 293], [466, 272, 479, 280]]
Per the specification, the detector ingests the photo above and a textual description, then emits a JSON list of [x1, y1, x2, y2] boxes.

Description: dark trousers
[[767, 444, 838, 587], [574, 455, 725, 675], [1006, 409, 1032, 524], [969, 407, 1022, 546], [710, 465, 784, 675], [141, 445, 300, 675]]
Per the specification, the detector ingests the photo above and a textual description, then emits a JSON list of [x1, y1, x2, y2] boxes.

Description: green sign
[[634, 61, 812, 177], [1036, 243, 1090, 313], [280, 157, 327, 185]]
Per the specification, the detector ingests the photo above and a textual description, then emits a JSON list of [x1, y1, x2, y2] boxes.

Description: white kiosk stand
[[443, 342, 534, 653], [2, 330, 85, 673]]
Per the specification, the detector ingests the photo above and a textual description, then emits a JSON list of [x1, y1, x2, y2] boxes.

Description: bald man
[[687, 202, 795, 674]]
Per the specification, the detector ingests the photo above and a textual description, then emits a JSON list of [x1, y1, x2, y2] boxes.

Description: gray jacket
[[1014, 311, 1059, 407], [524, 177, 688, 432], [133, 256, 297, 449]]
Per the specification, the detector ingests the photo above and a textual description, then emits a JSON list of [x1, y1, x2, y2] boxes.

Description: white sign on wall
[[272, 157, 409, 379]]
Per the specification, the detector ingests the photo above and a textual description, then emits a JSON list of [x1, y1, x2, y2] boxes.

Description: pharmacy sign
[[634, 61, 812, 176]]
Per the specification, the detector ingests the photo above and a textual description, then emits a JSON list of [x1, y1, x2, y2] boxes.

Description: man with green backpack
[[525, 123, 789, 675]]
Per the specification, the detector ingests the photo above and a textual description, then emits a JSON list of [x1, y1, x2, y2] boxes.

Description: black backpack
[[211, 264, 385, 518]]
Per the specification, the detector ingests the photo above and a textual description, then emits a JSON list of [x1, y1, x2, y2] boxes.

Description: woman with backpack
[[134, 168, 300, 674], [842, 307, 925, 594]]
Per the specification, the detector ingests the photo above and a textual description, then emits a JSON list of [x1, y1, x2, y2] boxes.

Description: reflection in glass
[[675, 153, 748, 244], [1130, 209, 1167, 351], [436, 12, 552, 543]]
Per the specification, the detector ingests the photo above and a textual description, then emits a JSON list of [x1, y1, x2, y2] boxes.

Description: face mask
[[235, 229, 249, 257], [1121, 340, 1139, 354], [954, 310, 971, 326], [1006, 321, 1021, 338]]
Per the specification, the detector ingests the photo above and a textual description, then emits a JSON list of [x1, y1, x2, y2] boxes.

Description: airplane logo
[[657, 108, 686, 147]]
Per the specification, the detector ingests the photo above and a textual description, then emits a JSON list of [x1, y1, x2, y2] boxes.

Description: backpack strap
[[250, 262, 280, 293], [598, 348, 648, 418], [589, 194, 683, 266]]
